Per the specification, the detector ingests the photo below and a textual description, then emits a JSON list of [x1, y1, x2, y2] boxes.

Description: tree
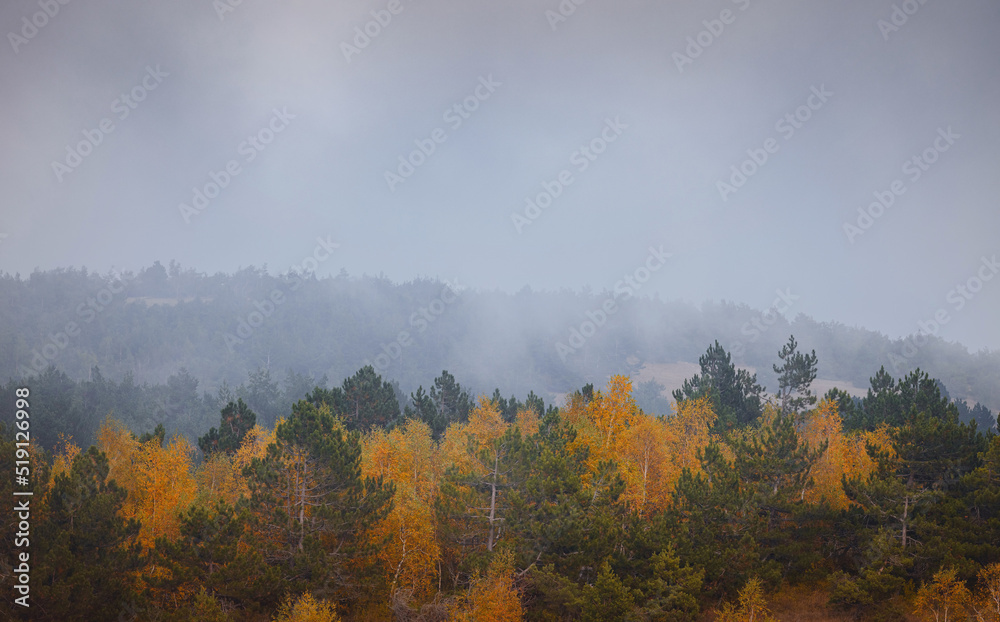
[[669, 441, 766, 596], [452, 550, 524, 622], [283, 370, 325, 404], [339, 366, 402, 432], [843, 447, 932, 553], [730, 409, 826, 526], [800, 398, 851, 510], [97, 417, 198, 550], [153, 501, 279, 615], [619, 414, 672, 516], [663, 395, 717, 487], [673, 341, 764, 432], [244, 400, 394, 606], [772, 335, 818, 416], [848, 368, 961, 432], [199, 398, 258, 456], [856, 366, 903, 430], [610, 542, 703, 622], [33, 447, 143, 621], [633, 379, 673, 416], [716, 576, 778, 622], [442, 397, 522, 553], [273, 592, 341, 622], [405, 385, 443, 440], [242, 367, 283, 428], [914, 567, 972, 622], [362, 419, 442, 600], [974, 563, 1000, 622], [197, 422, 278, 508], [431, 370, 471, 429], [581, 561, 635, 622]]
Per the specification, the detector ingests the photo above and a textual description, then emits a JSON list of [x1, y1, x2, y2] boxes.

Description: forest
[[2, 336, 999, 621], [2, 264, 999, 426]]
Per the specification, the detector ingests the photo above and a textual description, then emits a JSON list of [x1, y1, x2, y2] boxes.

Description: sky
[[1, 0, 998, 352]]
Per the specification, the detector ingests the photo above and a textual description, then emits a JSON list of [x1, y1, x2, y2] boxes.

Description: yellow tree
[[587, 375, 639, 463], [915, 567, 973, 622], [197, 422, 277, 507], [513, 407, 540, 438], [50, 433, 80, 479], [273, 592, 341, 622], [843, 424, 895, 483], [130, 434, 198, 549], [799, 398, 851, 509], [465, 397, 514, 552], [561, 376, 640, 493], [974, 563, 1000, 622], [196, 452, 243, 507], [98, 416, 139, 482], [97, 417, 197, 549], [452, 550, 524, 622], [664, 395, 717, 480], [437, 397, 521, 557], [715, 576, 778, 622], [619, 413, 672, 516], [363, 419, 442, 600]]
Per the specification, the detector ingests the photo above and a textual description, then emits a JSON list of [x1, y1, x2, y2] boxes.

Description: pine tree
[[673, 341, 764, 432], [431, 370, 472, 428], [199, 398, 258, 456], [340, 366, 402, 432], [34, 447, 143, 621], [244, 400, 394, 606], [772, 335, 818, 416]]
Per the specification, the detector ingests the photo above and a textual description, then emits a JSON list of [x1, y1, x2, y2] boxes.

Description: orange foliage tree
[[452, 550, 524, 622], [799, 398, 851, 509], [363, 419, 442, 600], [196, 422, 277, 508], [97, 417, 197, 549], [664, 395, 717, 481], [559, 379, 719, 515]]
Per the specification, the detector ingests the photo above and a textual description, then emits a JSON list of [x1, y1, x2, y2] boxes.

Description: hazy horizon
[[2, 0, 998, 353]]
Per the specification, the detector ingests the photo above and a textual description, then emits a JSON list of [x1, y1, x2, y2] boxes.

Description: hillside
[[2, 264, 999, 414]]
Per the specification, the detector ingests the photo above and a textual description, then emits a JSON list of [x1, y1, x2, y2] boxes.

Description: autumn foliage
[[9, 360, 1000, 622]]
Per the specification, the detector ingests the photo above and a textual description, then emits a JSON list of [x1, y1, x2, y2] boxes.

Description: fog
[[2, 0, 999, 353]]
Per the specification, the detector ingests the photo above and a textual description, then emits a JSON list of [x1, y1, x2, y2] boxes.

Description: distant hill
[[2, 264, 998, 414]]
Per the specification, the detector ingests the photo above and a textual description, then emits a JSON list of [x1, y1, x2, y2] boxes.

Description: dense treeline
[[2, 264, 999, 414], [2, 339, 999, 621]]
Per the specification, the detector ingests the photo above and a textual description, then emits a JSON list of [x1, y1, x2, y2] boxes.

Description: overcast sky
[[1, 0, 998, 352]]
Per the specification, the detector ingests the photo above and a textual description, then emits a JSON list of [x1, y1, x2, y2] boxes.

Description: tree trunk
[[487, 452, 499, 552], [901, 495, 909, 549]]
